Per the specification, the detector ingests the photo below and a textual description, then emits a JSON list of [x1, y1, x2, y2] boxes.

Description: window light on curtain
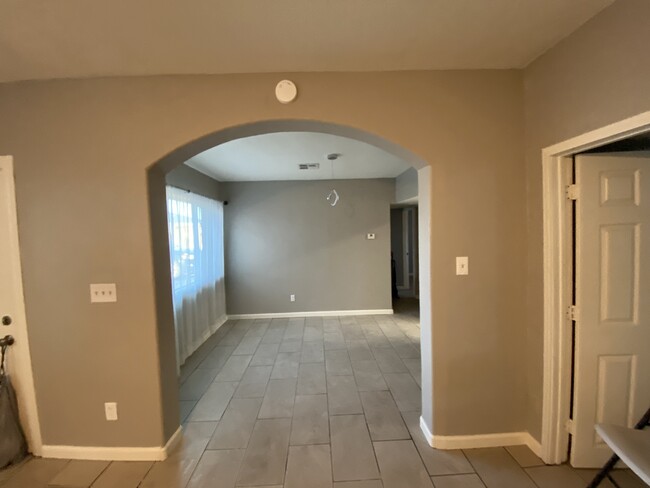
[[166, 186, 226, 368]]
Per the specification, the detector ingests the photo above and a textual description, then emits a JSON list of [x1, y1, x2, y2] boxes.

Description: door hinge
[[568, 305, 579, 322], [566, 184, 579, 200], [565, 418, 575, 434]]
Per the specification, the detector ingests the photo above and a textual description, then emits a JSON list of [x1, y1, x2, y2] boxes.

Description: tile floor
[[0, 303, 645, 487]]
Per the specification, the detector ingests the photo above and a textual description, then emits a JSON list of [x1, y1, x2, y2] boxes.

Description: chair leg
[[605, 473, 622, 488], [586, 454, 619, 488]]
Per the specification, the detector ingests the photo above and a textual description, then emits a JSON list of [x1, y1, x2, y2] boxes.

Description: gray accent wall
[[395, 167, 418, 203], [223, 179, 394, 315]]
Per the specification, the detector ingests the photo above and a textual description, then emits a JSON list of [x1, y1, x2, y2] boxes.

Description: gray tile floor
[[1, 304, 646, 487]]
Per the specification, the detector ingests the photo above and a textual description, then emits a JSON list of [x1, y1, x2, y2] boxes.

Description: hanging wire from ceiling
[[326, 153, 340, 206]]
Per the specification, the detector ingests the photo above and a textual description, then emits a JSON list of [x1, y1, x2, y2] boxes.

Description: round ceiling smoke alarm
[[275, 80, 298, 104]]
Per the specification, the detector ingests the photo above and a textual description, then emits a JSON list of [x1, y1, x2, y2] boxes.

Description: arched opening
[[146, 119, 433, 449]]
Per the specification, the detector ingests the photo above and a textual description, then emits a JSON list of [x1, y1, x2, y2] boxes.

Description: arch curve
[[151, 119, 429, 174], [147, 118, 433, 448]]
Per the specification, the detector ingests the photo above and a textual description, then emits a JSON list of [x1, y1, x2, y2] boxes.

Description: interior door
[[571, 152, 650, 467], [0, 156, 42, 452]]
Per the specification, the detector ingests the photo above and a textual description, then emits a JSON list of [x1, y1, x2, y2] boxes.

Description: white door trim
[[541, 111, 650, 464], [0, 156, 43, 455]]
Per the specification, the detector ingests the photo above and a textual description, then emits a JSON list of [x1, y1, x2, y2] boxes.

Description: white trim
[[432, 432, 532, 450], [228, 309, 394, 320], [420, 416, 543, 453], [41, 426, 183, 461], [523, 432, 544, 459], [541, 111, 650, 464], [0, 156, 43, 455], [420, 416, 434, 446], [163, 425, 184, 455]]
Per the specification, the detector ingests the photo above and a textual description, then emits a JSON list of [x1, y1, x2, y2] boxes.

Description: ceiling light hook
[[326, 189, 339, 207], [326, 153, 341, 206]]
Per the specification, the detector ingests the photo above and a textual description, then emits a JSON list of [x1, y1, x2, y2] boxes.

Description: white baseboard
[[420, 416, 434, 446], [522, 432, 543, 459], [419, 416, 543, 455], [228, 309, 394, 319], [41, 426, 182, 461]]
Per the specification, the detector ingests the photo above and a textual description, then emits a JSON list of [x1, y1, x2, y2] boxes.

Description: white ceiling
[[186, 132, 411, 181], [0, 0, 613, 83]]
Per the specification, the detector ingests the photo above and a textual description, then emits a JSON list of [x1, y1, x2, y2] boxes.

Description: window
[[166, 186, 226, 367]]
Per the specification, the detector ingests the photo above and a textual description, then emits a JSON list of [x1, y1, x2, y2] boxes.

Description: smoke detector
[[275, 80, 298, 104]]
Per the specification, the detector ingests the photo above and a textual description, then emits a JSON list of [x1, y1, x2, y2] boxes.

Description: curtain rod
[[166, 184, 228, 205]]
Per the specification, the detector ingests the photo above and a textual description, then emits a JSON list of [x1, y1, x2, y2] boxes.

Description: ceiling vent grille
[[298, 163, 320, 170]]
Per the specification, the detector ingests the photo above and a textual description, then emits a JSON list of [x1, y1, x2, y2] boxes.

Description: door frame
[[541, 111, 650, 464], [396, 206, 418, 297], [0, 156, 43, 454], [402, 208, 411, 290]]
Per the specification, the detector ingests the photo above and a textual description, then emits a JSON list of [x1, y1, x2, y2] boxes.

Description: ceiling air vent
[[298, 163, 320, 170]]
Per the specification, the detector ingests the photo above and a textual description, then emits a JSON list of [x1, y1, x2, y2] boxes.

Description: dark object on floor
[[0, 337, 28, 470], [391, 252, 399, 299], [586, 405, 650, 487]]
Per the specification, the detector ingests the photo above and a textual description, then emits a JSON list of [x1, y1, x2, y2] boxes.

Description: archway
[[147, 119, 433, 447]]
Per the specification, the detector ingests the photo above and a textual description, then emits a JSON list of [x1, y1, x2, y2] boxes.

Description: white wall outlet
[[366, 233, 376, 240], [104, 402, 118, 421], [90, 283, 117, 303], [456, 257, 469, 276], [290, 294, 296, 302]]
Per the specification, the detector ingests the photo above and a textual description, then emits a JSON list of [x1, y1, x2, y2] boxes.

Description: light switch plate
[[456, 257, 469, 276], [104, 402, 118, 421], [90, 283, 117, 303]]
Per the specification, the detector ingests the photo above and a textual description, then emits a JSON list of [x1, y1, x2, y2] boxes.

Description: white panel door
[[0, 156, 42, 452], [571, 152, 650, 467]]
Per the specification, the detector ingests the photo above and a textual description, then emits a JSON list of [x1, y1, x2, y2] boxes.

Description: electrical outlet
[[90, 283, 117, 303], [366, 233, 376, 240], [290, 294, 296, 302], [104, 402, 118, 421]]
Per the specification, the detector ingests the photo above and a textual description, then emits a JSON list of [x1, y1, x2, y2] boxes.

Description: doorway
[[147, 119, 434, 444], [570, 149, 650, 467], [0, 156, 42, 454], [391, 205, 419, 317], [541, 111, 650, 466]]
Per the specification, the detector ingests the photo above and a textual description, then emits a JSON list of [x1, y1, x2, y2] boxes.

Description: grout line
[[180, 309, 420, 488], [137, 460, 158, 488], [461, 450, 492, 488]]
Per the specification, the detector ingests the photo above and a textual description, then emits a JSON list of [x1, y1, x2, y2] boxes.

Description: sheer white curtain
[[166, 186, 226, 368]]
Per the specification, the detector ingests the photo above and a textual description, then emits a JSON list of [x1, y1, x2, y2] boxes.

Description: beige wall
[[223, 179, 394, 315], [0, 70, 525, 448], [523, 0, 650, 440]]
